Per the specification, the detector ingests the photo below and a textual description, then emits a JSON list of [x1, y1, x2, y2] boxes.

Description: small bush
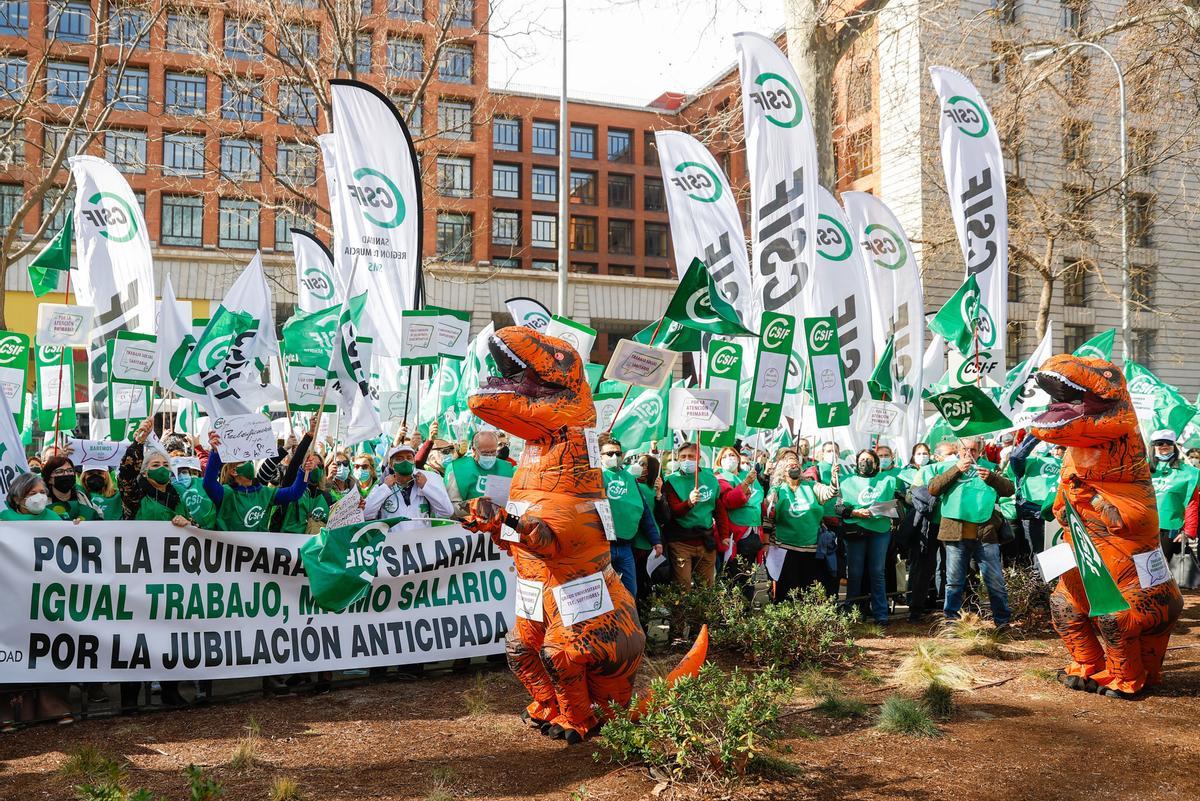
[[75, 783, 161, 801], [814, 695, 868, 719], [940, 613, 1005, 658], [269, 776, 301, 801], [1004, 564, 1053, 628], [921, 682, 955, 719], [228, 736, 257, 771], [876, 696, 941, 738], [894, 641, 976, 692], [61, 747, 124, 785], [714, 586, 860, 668], [650, 579, 735, 633], [852, 667, 885, 686], [599, 663, 791, 786], [183, 765, 223, 801]]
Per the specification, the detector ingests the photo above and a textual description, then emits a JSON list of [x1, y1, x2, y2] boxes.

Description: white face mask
[[601, 455, 621, 470], [721, 456, 740, 473], [1155, 452, 1173, 462], [822, 452, 837, 464], [24, 492, 48, 514], [679, 459, 697, 474], [627, 462, 644, 478], [913, 453, 930, 466], [666, 460, 678, 474]]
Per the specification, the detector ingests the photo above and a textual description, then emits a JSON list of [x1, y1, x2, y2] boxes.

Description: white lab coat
[[363, 470, 453, 530]]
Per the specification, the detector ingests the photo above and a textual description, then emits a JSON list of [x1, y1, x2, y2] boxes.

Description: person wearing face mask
[[662, 443, 721, 634], [364, 442, 453, 526], [169, 454, 217, 530], [598, 435, 661, 605], [713, 445, 765, 601], [41, 455, 99, 521], [446, 430, 515, 519], [874, 444, 899, 479], [27, 455, 43, 476], [278, 452, 335, 535], [0, 472, 64, 521], [327, 453, 354, 496], [203, 429, 309, 532], [1008, 435, 1064, 561], [898, 443, 931, 487], [630, 453, 670, 617], [81, 468, 122, 521], [1187, 448, 1200, 470], [837, 449, 904, 626], [902, 440, 959, 621], [767, 451, 838, 601], [1148, 430, 1200, 566], [117, 425, 196, 527], [351, 455, 379, 499]]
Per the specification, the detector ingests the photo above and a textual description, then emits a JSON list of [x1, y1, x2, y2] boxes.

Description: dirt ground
[[4, 594, 1200, 801]]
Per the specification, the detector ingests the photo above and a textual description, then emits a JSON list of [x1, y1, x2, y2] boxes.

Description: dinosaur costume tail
[[632, 626, 710, 719]]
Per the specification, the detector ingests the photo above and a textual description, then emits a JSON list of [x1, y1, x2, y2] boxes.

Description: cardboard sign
[[110, 332, 157, 385], [855, 399, 904, 436], [545, 315, 596, 361], [428, 306, 471, 361], [668, 386, 734, 432], [66, 439, 124, 470], [399, 310, 440, 366], [286, 364, 333, 413], [36, 303, 94, 348], [213, 413, 278, 462], [603, 338, 678, 389], [327, 491, 365, 530], [378, 389, 411, 422]]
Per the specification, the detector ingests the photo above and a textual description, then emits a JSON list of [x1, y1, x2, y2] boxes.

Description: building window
[[1062, 119, 1089, 168], [493, 257, 520, 269], [608, 264, 634, 277], [1006, 321, 1022, 368], [569, 170, 596, 205], [436, 212, 472, 262], [436, 155, 472, 197], [841, 127, 875, 181], [439, 44, 473, 83], [161, 195, 204, 247], [437, 98, 472, 140], [531, 214, 556, 249], [41, 188, 69, 236], [532, 121, 557, 155], [220, 138, 261, 182], [388, 0, 423, 21], [0, 57, 24, 101], [532, 167, 557, 201], [0, 120, 22, 167], [0, 184, 20, 228], [1065, 184, 1092, 239], [442, 0, 472, 27], [162, 133, 206, 178], [1130, 264, 1154, 307], [393, 94, 423, 136], [1062, 324, 1091, 354], [165, 72, 206, 116], [644, 176, 665, 211], [645, 222, 669, 258], [47, 1, 90, 42], [219, 199, 260, 249], [274, 204, 314, 251], [492, 210, 519, 246], [607, 129, 632, 162], [281, 24, 319, 66], [166, 11, 208, 54], [279, 84, 318, 127], [0, 1, 28, 35], [493, 117, 520, 151], [608, 174, 632, 209], [532, 259, 556, 272], [387, 37, 424, 79], [570, 124, 595, 159], [492, 163, 519, 198], [846, 61, 872, 118], [1062, 53, 1089, 99], [644, 131, 658, 166], [47, 62, 88, 105], [1061, 258, 1089, 306], [608, 219, 633, 255], [222, 79, 263, 122], [104, 129, 147, 174], [42, 125, 86, 166], [1129, 193, 1154, 247], [1061, 0, 1086, 34], [278, 141, 317, 187], [1008, 267, 1021, 303], [106, 67, 149, 111], [570, 216, 596, 252], [1130, 129, 1155, 178], [1131, 328, 1155, 367], [224, 18, 264, 60], [338, 33, 372, 73], [109, 4, 148, 49]]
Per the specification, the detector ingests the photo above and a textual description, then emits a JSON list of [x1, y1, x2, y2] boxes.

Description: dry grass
[[876, 696, 942, 738], [940, 613, 1006, 658], [426, 766, 458, 801], [270, 775, 302, 801], [462, 673, 492, 717], [227, 735, 258, 771], [893, 641, 978, 692]]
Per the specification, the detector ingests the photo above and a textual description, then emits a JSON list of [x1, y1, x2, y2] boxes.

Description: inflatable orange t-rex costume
[[462, 327, 704, 742], [1030, 354, 1183, 698]]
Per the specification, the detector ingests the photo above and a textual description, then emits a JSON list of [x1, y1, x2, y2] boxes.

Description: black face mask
[[30, 467, 41, 475], [787, 467, 803, 480], [857, 460, 879, 477], [83, 474, 107, 493], [498, 446, 510, 460], [52, 474, 77, 493]]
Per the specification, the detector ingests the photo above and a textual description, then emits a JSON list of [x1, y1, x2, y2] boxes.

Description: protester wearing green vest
[[630, 453, 670, 614], [0, 472, 65, 521], [351, 454, 378, 500], [1009, 436, 1064, 559], [874, 443, 900, 478], [714, 445, 765, 602], [767, 450, 837, 602], [1149, 430, 1200, 566], [446, 430, 514, 519], [897, 443, 931, 487], [165, 444, 217, 530], [204, 429, 308, 532], [926, 436, 1014, 628], [42, 455, 99, 522], [82, 468, 123, 521], [598, 435, 661, 602], [279, 451, 335, 535], [662, 441, 721, 599], [837, 450, 904, 625]]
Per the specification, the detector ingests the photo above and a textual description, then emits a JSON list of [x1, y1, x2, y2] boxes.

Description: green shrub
[[713, 586, 860, 669], [183, 765, 223, 801], [650, 579, 737, 633], [814, 695, 868, 718], [876, 696, 941, 738], [599, 664, 791, 785], [60, 747, 124, 785], [921, 682, 955, 719], [1003, 564, 1053, 627]]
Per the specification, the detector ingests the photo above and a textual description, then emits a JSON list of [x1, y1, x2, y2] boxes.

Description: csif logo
[[763, 318, 790, 349], [671, 161, 722, 203], [300, 268, 335, 301], [606, 479, 628, 499], [750, 72, 803, 128], [685, 287, 719, 323], [959, 287, 997, 347], [816, 214, 852, 262], [860, 224, 907, 270], [709, 344, 739, 376], [439, 364, 460, 396], [83, 191, 138, 243], [347, 167, 406, 228], [0, 334, 24, 365], [807, 319, 835, 354], [938, 392, 975, 431], [523, 311, 549, 331], [956, 356, 999, 384], [633, 396, 662, 423], [943, 95, 990, 139]]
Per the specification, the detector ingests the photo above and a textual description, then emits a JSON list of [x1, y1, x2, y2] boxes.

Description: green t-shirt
[[48, 496, 98, 522], [634, 483, 657, 550], [136, 491, 181, 522], [817, 460, 852, 517], [897, 465, 922, 487], [89, 491, 124, 521], [927, 459, 999, 525], [665, 469, 720, 529], [280, 487, 331, 534], [838, 473, 900, 534], [1151, 461, 1200, 531], [175, 476, 217, 529], [772, 482, 824, 548], [1019, 452, 1062, 507], [216, 484, 278, 531], [603, 467, 644, 542], [0, 507, 66, 521], [450, 457, 515, 501], [717, 469, 763, 527]]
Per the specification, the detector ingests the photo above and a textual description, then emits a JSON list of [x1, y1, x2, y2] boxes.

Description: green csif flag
[[180, 307, 258, 378], [28, 210, 72, 297], [299, 519, 396, 612], [609, 382, 672, 452], [282, 305, 340, 368], [1061, 497, 1130, 617], [633, 318, 702, 353], [1124, 360, 1197, 438], [664, 258, 755, 337], [926, 383, 1011, 438], [868, 335, 895, 401], [928, 274, 985, 357], [1073, 328, 1115, 361]]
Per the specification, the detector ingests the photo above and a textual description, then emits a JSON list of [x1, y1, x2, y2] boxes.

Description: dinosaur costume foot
[[1057, 670, 1099, 693]]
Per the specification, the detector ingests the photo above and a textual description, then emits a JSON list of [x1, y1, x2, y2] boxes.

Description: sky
[[489, 0, 784, 105]]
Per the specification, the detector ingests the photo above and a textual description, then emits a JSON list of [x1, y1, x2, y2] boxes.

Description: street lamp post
[[556, 1, 569, 316], [1024, 42, 1129, 361]]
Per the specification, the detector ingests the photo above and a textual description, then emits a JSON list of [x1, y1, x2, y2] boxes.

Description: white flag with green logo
[[332, 293, 381, 445], [930, 66, 1008, 384], [999, 322, 1054, 424], [329, 81, 422, 357], [155, 275, 207, 405], [292, 229, 341, 313], [0, 386, 28, 496], [505, 297, 551, 332], [68, 155, 155, 425], [655, 130, 754, 329]]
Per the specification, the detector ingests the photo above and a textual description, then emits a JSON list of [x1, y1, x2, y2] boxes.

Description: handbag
[[1172, 537, 1200, 590]]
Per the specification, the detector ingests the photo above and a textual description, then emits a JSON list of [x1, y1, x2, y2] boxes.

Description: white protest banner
[[399, 310, 440, 366], [36, 303, 94, 348], [505, 297, 551, 331], [65, 439, 124, 470], [545, 315, 596, 361], [669, 386, 734, 432], [0, 522, 514, 681], [291, 229, 341, 313], [213, 413, 278, 462], [603, 339, 679, 390], [110, 332, 156, 385], [0, 388, 29, 495], [853, 399, 904, 436]]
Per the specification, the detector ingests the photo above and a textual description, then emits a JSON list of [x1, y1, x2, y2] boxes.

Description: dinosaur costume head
[[1030, 355, 1139, 448], [469, 326, 595, 441]]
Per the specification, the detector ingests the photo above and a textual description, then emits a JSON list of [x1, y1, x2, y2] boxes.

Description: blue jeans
[[610, 540, 637, 599], [843, 529, 891, 623], [944, 539, 1011, 626]]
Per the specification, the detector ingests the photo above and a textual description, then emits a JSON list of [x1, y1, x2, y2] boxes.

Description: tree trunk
[[785, 1, 840, 188], [1036, 273, 1053, 342]]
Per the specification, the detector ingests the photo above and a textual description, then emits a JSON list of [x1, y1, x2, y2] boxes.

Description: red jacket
[[1185, 485, 1199, 538], [715, 476, 755, 552]]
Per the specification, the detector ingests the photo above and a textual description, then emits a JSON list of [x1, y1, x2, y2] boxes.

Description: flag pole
[[50, 272, 73, 451], [315, 257, 363, 413], [606, 314, 666, 433], [275, 348, 295, 438]]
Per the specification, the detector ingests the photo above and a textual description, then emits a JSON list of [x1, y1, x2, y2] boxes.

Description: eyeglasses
[[601, 451, 622, 458], [51, 468, 74, 478]]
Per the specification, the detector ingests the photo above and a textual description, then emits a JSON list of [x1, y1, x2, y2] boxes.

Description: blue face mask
[[1156, 452, 1174, 462], [478, 455, 497, 470], [335, 464, 349, 481]]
